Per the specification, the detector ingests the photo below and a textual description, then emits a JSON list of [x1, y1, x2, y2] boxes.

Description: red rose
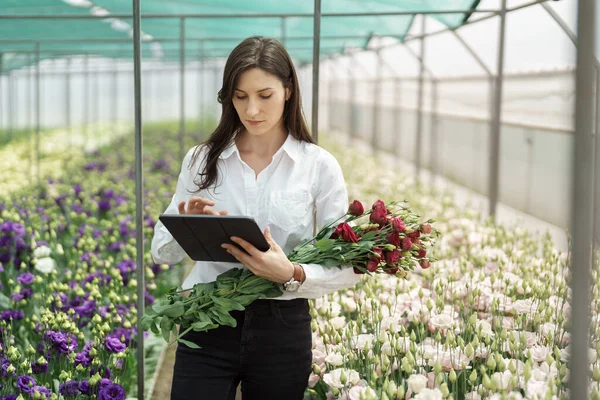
[[420, 223, 432, 235], [392, 218, 406, 232], [417, 249, 426, 258], [353, 266, 365, 274], [372, 199, 386, 212], [334, 223, 358, 243], [385, 265, 399, 275], [370, 209, 387, 226], [366, 260, 379, 272], [384, 249, 400, 265], [408, 230, 421, 240], [330, 224, 344, 239], [401, 237, 413, 251], [420, 259, 431, 269], [348, 200, 364, 217], [370, 247, 383, 261], [386, 231, 401, 247]]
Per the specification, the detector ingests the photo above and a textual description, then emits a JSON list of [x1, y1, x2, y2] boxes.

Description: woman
[[151, 36, 360, 400]]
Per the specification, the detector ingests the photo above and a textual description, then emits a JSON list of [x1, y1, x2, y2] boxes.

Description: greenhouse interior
[[0, 0, 598, 399]]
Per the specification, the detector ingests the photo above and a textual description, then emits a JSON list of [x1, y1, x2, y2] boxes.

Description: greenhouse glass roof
[[0, 0, 481, 71]]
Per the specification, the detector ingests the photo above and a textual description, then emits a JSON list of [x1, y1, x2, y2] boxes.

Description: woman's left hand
[[221, 226, 294, 284]]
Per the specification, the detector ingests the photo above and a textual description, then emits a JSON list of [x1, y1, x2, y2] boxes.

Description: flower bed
[[302, 135, 600, 400], [0, 122, 205, 399]]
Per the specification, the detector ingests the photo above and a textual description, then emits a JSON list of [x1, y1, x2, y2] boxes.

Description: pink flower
[[384, 249, 400, 265], [366, 260, 379, 273], [370, 247, 383, 261], [386, 231, 401, 247], [420, 223, 432, 234]]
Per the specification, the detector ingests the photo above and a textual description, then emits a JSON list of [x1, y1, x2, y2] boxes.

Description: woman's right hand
[[178, 197, 228, 215]]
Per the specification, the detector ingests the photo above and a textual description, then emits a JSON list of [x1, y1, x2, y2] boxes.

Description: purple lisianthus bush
[[0, 126, 186, 398]]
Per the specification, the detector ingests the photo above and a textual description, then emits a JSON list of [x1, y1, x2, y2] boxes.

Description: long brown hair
[[190, 36, 314, 193]]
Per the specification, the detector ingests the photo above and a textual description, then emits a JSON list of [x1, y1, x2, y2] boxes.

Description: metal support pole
[[65, 58, 72, 152], [328, 60, 335, 132], [35, 43, 40, 186], [393, 78, 401, 156], [27, 55, 33, 185], [0, 54, 3, 136], [415, 15, 426, 183], [93, 67, 99, 140], [372, 49, 383, 150], [198, 41, 204, 133], [311, 0, 321, 142], [7, 70, 13, 141], [569, 0, 595, 397], [179, 17, 186, 162], [132, 0, 145, 398], [430, 79, 439, 187], [113, 58, 118, 129], [83, 55, 89, 150], [488, 0, 507, 220], [346, 57, 355, 139], [541, 1, 576, 46], [595, 68, 600, 249], [281, 17, 287, 46]]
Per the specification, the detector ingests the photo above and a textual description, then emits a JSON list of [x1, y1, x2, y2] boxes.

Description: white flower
[[475, 320, 494, 339], [526, 379, 550, 398], [352, 334, 375, 351], [429, 313, 454, 331], [322, 368, 360, 389], [330, 316, 346, 330], [528, 345, 550, 363], [489, 392, 523, 400], [512, 299, 538, 316], [538, 322, 557, 338], [492, 370, 513, 390], [325, 352, 344, 367], [414, 388, 443, 400], [407, 374, 428, 393], [33, 245, 51, 259], [465, 392, 481, 400], [348, 386, 377, 400], [34, 257, 57, 274]]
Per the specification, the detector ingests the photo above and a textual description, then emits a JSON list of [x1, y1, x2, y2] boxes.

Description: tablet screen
[[158, 214, 270, 262]]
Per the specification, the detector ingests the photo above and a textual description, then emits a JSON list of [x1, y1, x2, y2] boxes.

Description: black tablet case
[[158, 214, 270, 262]]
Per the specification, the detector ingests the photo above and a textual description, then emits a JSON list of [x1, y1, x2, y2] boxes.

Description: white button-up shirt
[[150, 133, 361, 300]]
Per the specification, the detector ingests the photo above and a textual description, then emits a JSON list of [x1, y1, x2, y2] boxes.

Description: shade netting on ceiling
[[0, 0, 481, 72]]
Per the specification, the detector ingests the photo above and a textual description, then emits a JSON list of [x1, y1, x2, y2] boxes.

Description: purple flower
[[97, 199, 111, 212], [105, 336, 126, 353], [59, 380, 79, 397], [0, 395, 18, 400], [73, 184, 82, 196], [17, 375, 36, 393], [31, 361, 48, 374], [98, 383, 125, 400], [17, 272, 35, 286], [74, 352, 92, 367], [31, 386, 52, 399], [98, 378, 112, 390], [1, 310, 24, 321], [78, 381, 91, 395]]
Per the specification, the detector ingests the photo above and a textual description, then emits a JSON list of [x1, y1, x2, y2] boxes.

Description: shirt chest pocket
[[268, 191, 311, 232]]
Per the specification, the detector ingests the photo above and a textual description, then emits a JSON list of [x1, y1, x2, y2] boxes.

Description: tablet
[[158, 214, 270, 262]]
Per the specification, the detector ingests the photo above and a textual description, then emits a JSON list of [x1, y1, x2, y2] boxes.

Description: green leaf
[[154, 301, 185, 318], [0, 292, 10, 310], [160, 317, 174, 343], [262, 287, 284, 298], [139, 315, 155, 332], [211, 296, 245, 311], [231, 294, 261, 306], [191, 320, 219, 332], [178, 338, 201, 349], [210, 308, 237, 328]]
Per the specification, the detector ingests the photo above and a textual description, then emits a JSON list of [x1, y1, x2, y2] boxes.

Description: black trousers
[[170, 298, 313, 400]]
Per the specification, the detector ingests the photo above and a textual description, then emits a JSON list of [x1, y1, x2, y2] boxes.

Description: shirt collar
[[219, 132, 301, 163]]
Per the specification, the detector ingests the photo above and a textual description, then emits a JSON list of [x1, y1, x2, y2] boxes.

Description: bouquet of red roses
[[141, 199, 439, 348]]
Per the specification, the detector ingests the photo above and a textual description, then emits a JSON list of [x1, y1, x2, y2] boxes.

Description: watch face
[[285, 281, 301, 292]]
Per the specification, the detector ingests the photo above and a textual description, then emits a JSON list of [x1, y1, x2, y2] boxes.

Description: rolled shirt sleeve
[[296, 151, 362, 298], [150, 147, 199, 265]]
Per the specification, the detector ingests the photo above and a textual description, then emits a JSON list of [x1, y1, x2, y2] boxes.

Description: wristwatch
[[283, 263, 304, 292]]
